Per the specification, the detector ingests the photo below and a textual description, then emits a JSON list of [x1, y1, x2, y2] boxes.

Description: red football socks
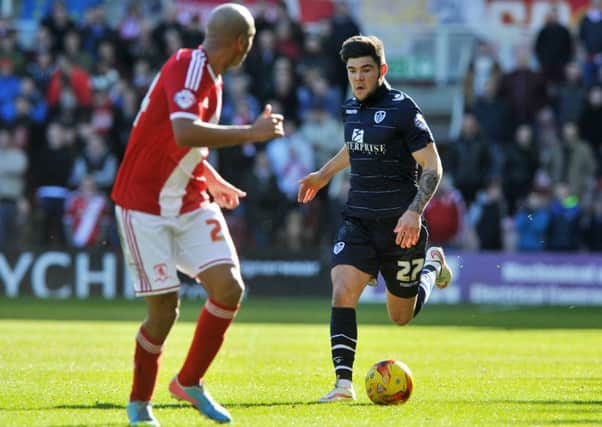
[[130, 326, 164, 402], [177, 298, 238, 386]]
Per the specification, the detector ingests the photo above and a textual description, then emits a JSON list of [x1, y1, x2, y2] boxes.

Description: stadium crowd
[[0, 0, 601, 254]]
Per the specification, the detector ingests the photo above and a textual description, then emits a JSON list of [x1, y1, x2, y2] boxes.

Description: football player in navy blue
[[298, 35, 453, 402]]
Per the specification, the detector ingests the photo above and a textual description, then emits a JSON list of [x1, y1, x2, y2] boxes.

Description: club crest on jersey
[[374, 110, 386, 123], [174, 89, 195, 109], [351, 128, 364, 143], [333, 242, 345, 254]]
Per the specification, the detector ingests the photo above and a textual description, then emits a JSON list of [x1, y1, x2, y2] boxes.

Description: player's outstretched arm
[[203, 160, 247, 210], [394, 142, 442, 248], [172, 104, 284, 148], [298, 145, 350, 204]]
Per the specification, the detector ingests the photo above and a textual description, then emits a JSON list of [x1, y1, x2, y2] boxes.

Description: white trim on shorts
[[115, 203, 239, 297]]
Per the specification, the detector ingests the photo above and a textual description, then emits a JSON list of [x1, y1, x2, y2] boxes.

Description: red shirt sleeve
[[162, 49, 207, 121]]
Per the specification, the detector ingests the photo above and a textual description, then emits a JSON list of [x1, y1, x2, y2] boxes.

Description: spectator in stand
[[29, 25, 54, 56], [297, 71, 341, 119], [533, 106, 561, 172], [514, 190, 551, 252], [118, 2, 144, 44], [298, 103, 343, 172], [130, 26, 162, 71], [267, 120, 314, 201], [222, 72, 260, 125], [583, 192, 602, 250], [548, 121, 597, 201], [163, 27, 185, 57], [447, 112, 493, 204], [468, 179, 507, 250], [0, 127, 28, 250], [40, 0, 77, 53], [89, 88, 123, 146], [242, 150, 287, 247], [534, 5, 574, 88], [502, 124, 540, 214], [64, 174, 111, 248], [131, 59, 154, 98], [323, 0, 362, 97], [462, 39, 503, 109], [0, 24, 26, 76], [152, 4, 184, 55], [298, 32, 336, 85], [269, 57, 300, 121], [578, 85, 602, 175], [27, 51, 54, 95], [274, 19, 302, 61], [69, 132, 118, 194], [33, 121, 74, 246], [244, 28, 278, 102], [498, 46, 548, 129], [47, 55, 92, 109], [546, 182, 583, 251], [298, 103, 343, 237], [91, 41, 121, 92], [272, 1, 304, 60], [578, 0, 602, 86], [473, 77, 512, 145], [0, 58, 21, 121], [80, 5, 116, 59], [423, 175, 466, 248], [63, 31, 93, 72], [182, 13, 205, 48], [556, 62, 587, 125]]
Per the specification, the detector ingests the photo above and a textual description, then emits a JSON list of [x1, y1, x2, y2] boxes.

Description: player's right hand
[[297, 171, 329, 204], [251, 104, 284, 142]]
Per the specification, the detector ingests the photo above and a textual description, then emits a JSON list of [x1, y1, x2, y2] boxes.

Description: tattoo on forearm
[[408, 169, 440, 214]]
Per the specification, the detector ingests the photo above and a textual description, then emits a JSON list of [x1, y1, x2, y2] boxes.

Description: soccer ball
[[365, 359, 413, 405]]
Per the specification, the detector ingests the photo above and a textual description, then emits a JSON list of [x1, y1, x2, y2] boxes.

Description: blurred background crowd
[[0, 0, 601, 255]]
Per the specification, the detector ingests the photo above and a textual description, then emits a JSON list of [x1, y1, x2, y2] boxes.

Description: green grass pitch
[[0, 297, 601, 426]]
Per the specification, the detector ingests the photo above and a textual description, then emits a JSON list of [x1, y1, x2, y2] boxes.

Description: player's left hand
[[208, 179, 247, 210], [394, 211, 421, 248]]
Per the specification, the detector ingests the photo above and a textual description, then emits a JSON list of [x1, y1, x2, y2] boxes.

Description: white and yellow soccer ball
[[365, 359, 414, 405]]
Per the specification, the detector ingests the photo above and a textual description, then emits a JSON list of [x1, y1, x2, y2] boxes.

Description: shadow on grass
[[0, 400, 370, 412], [1, 297, 602, 329]]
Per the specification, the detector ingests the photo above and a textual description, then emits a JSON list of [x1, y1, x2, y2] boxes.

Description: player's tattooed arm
[[408, 168, 440, 214], [408, 143, 443, 215]]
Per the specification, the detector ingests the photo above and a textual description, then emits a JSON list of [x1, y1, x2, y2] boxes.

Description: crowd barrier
[[1, 249, 602, 305]]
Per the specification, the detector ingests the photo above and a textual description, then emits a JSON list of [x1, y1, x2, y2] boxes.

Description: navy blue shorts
[[331, 216, 429, 298]]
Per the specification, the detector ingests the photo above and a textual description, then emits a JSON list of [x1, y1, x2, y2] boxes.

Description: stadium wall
[[1, 249, 602, 305]]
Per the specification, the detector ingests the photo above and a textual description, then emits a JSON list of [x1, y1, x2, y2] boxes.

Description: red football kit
[[112, 46, 223, 217]]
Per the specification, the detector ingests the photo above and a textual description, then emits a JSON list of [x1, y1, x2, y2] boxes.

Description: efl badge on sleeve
[[174, 89, 195, 109]]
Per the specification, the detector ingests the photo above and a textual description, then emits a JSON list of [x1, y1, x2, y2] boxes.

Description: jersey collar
[[359, 80, 390, 107]]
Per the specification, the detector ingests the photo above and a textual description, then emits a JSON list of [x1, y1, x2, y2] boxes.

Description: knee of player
[[222, 277, 245, 302], [389, 312, 412, 326]]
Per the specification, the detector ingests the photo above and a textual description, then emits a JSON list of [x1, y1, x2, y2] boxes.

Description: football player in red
[[112, 3, 284, 425]]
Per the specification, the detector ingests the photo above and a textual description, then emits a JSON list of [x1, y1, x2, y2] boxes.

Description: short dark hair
[[339, 35, 385, 67]]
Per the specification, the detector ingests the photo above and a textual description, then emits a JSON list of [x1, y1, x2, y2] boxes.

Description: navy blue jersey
[[341, 82, 434, 219]]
